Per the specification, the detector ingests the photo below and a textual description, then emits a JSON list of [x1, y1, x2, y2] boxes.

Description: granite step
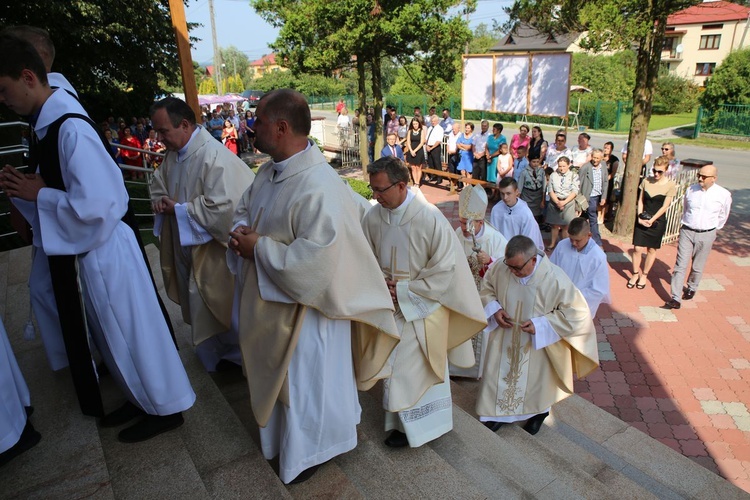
[[452, 377, 746, 499], [0, 245, 290, 500]]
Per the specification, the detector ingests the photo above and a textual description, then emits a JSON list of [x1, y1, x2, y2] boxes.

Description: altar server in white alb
[[550, 217, 611, 316], [450, 185, 507, 379], [362, 156, 487, 449], [478, 235, 598, 435], [0, 318, 41, 467], [0, 34, 195, 443], [2, 25, 76, 372], [150, 97, 254, 371], [490, 177, 545, 251], [228, 89, 399, 485]]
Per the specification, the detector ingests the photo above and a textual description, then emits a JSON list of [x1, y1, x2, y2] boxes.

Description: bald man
[[664, 164, 732, 309]]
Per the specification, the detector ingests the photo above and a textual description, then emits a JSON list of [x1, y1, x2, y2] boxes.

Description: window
[[663, 37, 675, 51], [702, 24, 723, 30], [700, 34, 721, 50], [695, 63, 716, 76]]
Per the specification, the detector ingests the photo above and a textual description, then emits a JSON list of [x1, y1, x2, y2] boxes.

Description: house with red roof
[[249, 53, 286, 78], [662, 0, 750, 85]]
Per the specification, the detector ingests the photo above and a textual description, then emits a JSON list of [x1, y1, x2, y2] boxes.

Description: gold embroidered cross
[[382, 246, 410, 282]]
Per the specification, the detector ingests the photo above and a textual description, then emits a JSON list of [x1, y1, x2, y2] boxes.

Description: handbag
[[575, 193, 589, 212]]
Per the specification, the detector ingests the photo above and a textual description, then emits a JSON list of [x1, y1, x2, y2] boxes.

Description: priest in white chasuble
[[227, 89, 399, 485], [150, 97, 255, 371], [450, 185, 507, 379], [478, 235, 598, 435], [361, 157, 487, 449], [550, 217, 611, 316]]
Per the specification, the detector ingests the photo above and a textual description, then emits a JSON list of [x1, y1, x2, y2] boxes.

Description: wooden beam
[[168, 0, 201, 120]]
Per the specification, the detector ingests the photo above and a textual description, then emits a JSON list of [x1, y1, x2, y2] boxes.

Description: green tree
[[700, 47, 750, 109], [252, 0, 472, 175], [504, 0, 700, 236], [468, 23, 503, 54], [0, 0, 190, 120], [571, 52, 635, 101], [219, 46, 251, 85], [199, 78, 217, 95]]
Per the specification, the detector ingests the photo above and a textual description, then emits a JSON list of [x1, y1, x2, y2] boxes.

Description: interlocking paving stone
[[729, 256, 750, 267], [606, 252, 632, 263], [697, 278, 725, 291], [701, 401, 726, 414], [723, 402, 750, 417], [639, 306, 678, 322]]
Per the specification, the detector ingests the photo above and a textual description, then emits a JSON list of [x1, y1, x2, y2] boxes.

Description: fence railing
[[306, 95, 639, 132], [0, 120, 163, 250], [694, 104, 750, 138]]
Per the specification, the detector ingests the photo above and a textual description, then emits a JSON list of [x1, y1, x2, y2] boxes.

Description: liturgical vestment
[[151, 127, 254, 367], [362, 188, 487, 447], [449, 223, 507, 379], [229, 143, 399, 483], [477, 255, 598, 422], [550, 238, 611, 316], [0, 318, 31, 454]]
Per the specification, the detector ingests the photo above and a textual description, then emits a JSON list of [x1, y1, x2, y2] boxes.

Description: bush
[[346, 177, 372, 200], [654, 73, 699, 113]]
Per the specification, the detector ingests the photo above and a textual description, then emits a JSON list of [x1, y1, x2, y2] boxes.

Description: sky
[[185, 0, 512, 66]]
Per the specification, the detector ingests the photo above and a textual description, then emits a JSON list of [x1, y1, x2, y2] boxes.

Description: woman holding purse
[[628, 155, 676, 289]]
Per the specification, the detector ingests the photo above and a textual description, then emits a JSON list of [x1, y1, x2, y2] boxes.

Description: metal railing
[[694, 104, 750, 138], [0, 119, 163, 248]]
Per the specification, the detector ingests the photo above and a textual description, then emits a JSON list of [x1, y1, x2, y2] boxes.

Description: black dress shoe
[[483, 421, 506, 432], [682, 288, 696, 300], [523, 412, 549, 435], [100, 401, 145, 428], [289, 463, 321, 484], [0, 421, 41, 467], [384, 430, 409, 448], [663, 299, 681, 310], [118, 412, 184, 443]]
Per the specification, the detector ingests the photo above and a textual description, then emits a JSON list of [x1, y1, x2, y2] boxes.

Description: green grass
[[604, 111, 697, 135], [670, 134, 750, 151]]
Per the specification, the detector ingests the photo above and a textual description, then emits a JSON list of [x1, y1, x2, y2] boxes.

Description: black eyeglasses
[[503, 255, 535, 272], [697, 174, 715, 180], [368, 182, 399, 194], [661, 148, 670, 151], [653, 169, 665, 175]]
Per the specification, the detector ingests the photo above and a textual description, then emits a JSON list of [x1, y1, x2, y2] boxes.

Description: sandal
[[627, 273, 639, 289], [636, 275, 647, 289]]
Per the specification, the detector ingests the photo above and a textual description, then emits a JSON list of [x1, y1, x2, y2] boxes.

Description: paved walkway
[[418, 182, 750, 493]]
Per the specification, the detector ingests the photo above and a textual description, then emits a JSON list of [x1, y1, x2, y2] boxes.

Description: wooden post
[[168, 0, 201, 120]]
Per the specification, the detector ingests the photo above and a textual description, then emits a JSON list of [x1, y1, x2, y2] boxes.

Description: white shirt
[[681, 183, 732, 231], [621, 139, 653, 160], [426, 125, 443, 148], [447, 131, 460, 153]]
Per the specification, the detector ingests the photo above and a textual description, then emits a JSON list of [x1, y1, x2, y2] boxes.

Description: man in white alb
[[362, 156, 486, 448], [450, 185, 506, 379], [227, 89, 399, 484], [550, 217, 611, 316], [490, 177, 545, 251], [478, 235, 598, 435]]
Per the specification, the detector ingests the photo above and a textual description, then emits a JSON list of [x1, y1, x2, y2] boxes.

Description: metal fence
[[694, 104, 750, 138], [308, 95, 637, 132], [662, 165, 700, 245], [0, 120, 162, 250]]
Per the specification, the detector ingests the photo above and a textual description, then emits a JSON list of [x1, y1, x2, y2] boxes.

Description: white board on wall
[[462, 52, 571, 118]]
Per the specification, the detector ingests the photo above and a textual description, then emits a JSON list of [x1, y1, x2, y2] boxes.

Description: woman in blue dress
[[485, 123, 506, 183], [456, 122, 475, 177]]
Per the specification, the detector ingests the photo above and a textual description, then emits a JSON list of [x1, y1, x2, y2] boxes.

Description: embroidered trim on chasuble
[[496, 302, 531, 414]]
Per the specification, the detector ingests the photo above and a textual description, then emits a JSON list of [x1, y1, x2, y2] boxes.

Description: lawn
[[610, 111, 697, 134]]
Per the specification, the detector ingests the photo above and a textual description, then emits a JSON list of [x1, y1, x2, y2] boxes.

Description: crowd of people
[[0, 26, 733, 492]]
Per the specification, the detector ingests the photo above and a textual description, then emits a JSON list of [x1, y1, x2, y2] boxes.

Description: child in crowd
[[518, 157, 546, 226], [495, 142, 514, 180], [513, 145, 529, 182]]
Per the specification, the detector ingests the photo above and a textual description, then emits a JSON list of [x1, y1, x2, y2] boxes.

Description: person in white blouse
[[664, 164, 732, 309]]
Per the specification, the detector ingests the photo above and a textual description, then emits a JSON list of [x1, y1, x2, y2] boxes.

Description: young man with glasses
[[362, 156, 486, 449], [664, 164, 732, 309], [476, 235, 598, 435]]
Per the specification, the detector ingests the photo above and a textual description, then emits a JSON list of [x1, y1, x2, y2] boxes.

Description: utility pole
[[209, 0, 223, 94]]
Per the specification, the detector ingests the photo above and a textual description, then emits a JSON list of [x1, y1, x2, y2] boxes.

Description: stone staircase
[[0, 244, 745, 499]]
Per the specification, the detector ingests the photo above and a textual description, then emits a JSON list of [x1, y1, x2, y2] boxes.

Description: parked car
[[241, 90, 265, 105]]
